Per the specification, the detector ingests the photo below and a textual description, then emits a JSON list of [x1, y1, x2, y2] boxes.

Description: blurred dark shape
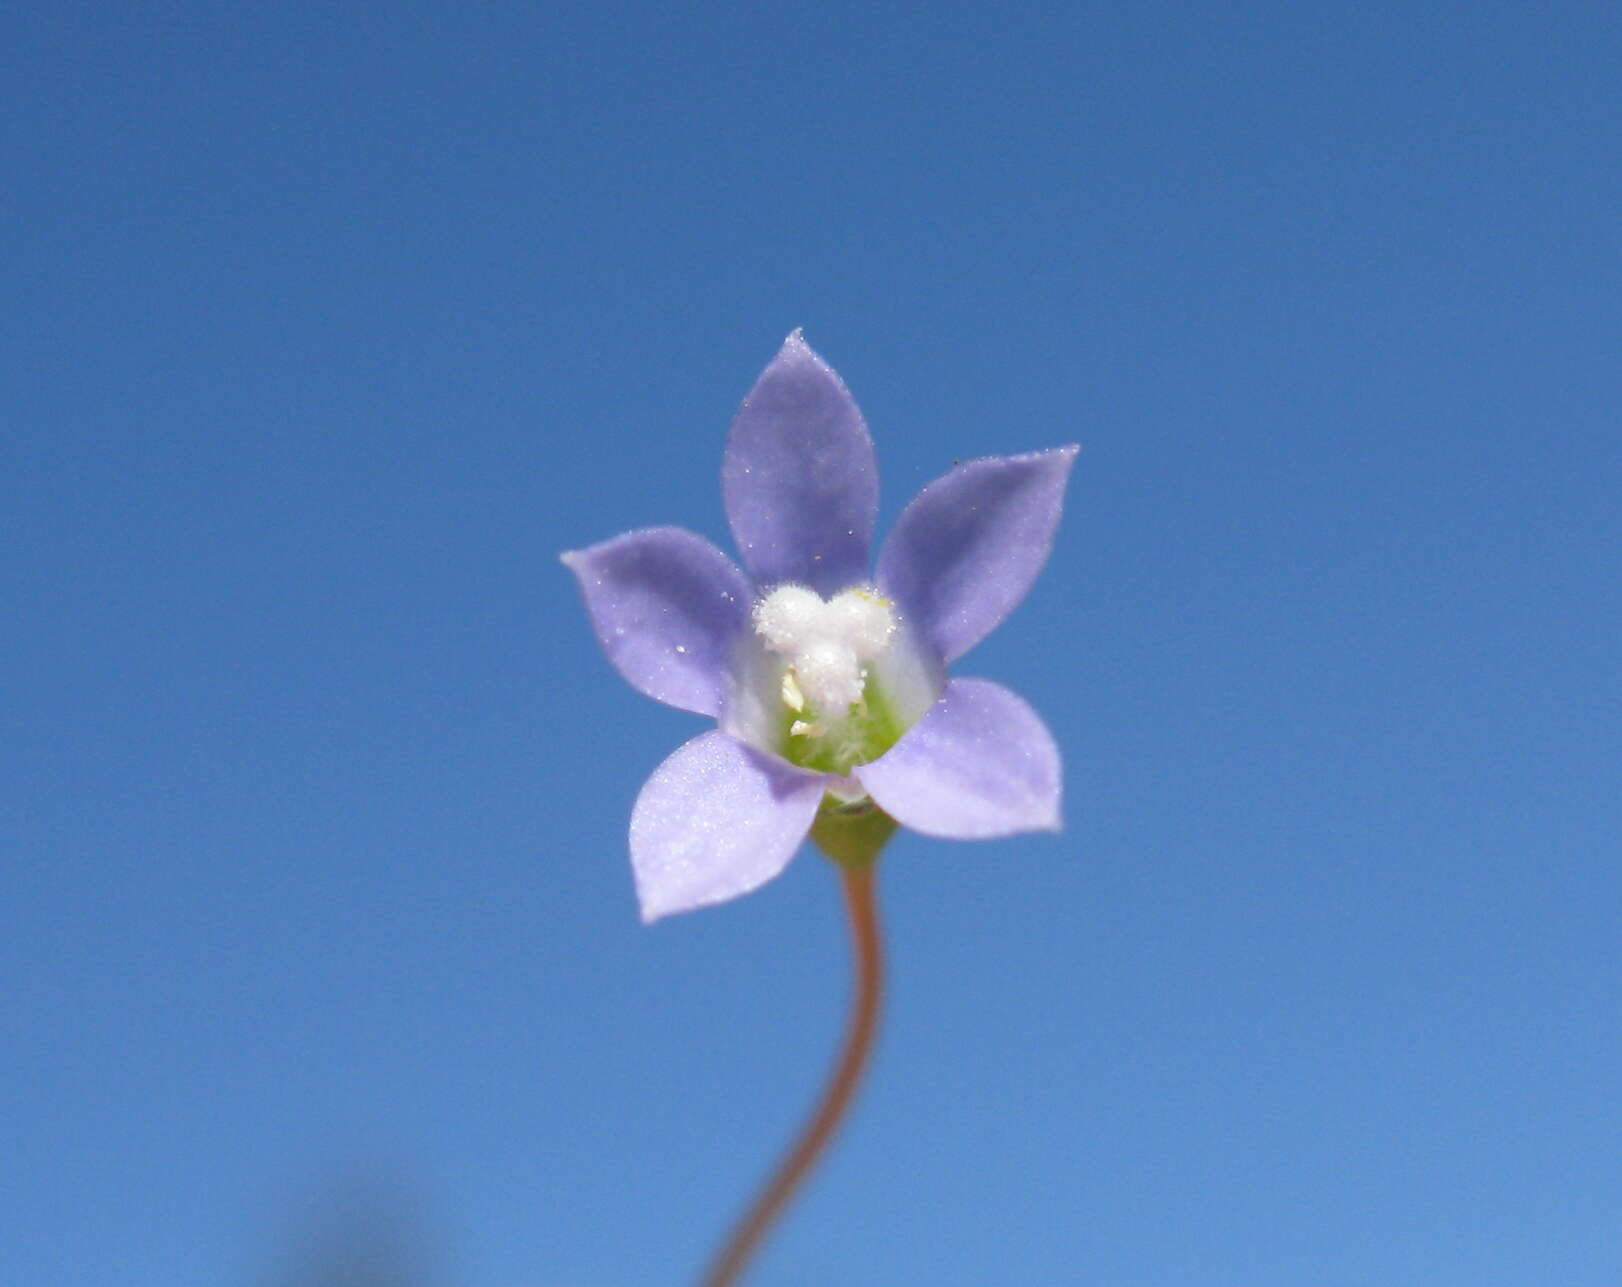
[[259, 1167, 441, 1287]]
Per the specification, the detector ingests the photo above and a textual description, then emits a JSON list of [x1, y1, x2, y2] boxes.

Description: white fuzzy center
[[752, 585, 897, 721]]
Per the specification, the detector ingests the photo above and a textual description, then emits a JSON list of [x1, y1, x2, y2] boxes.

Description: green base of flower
[[810, 803, 898, 871], [780, 680, 908, 778]]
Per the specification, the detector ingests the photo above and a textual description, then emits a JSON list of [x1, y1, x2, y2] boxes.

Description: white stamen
[[752, 584, 898, 717], [796, 639, 862, 710], [780, 669, 806, 713], [826, 589, 896, 661], [754, 585, 823, 653]]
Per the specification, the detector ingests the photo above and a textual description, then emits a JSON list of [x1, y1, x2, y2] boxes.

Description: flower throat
[[752, 584, 908, 776]]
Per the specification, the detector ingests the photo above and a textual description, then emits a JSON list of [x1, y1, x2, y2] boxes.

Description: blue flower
[[564, 333, 1076, 920]]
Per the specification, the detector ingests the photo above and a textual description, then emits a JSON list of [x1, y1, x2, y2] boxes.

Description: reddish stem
[[697, 862, 885, 1287]]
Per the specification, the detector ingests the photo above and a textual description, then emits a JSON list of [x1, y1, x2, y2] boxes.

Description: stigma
[[752, 584, 897, 718]]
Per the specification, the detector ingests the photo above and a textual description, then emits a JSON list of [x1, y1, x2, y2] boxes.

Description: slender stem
[[696, 861, 885, 1287]]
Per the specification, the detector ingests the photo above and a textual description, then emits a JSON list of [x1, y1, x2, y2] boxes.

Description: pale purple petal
[[561, 527, 752, 716], [856, 678, 1061, 839], [722, 332, 877, 596], [866, 615, 947, 729], [630, 731, 827, 921], [876, 446, 1078, 663]]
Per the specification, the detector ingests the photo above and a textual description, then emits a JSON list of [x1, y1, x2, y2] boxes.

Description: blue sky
[[3, 2, 1619, 1284]]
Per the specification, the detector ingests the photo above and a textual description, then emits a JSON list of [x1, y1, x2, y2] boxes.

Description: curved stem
[[697, 861, 885, 1287]]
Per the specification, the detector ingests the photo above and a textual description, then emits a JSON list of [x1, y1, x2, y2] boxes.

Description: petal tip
[[636, 891, 676, 924], [631, 855, 705, 924], [631, 847, 793, 923], [773, 327, 835, 375], [635, 881, 745, 923], [1020, 442, 1080, 469]]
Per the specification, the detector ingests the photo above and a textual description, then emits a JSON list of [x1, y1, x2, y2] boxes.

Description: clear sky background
[[4, 2, 1619, 1285]]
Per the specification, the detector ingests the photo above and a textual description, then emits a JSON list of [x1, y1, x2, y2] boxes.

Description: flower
[[562, 333, 1078, 921]]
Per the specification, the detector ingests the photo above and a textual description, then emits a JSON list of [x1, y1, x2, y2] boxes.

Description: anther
[[752, 584, 898, 717]]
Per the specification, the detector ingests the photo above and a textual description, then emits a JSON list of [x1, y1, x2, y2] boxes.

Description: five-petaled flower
[[563, 333, 1078, 921]]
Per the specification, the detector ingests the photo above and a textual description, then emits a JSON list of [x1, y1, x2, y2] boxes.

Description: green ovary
[[778, 678, 908, 777]]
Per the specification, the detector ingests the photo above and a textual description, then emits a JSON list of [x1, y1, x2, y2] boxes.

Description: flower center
[[752, 584, 905, 776]]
